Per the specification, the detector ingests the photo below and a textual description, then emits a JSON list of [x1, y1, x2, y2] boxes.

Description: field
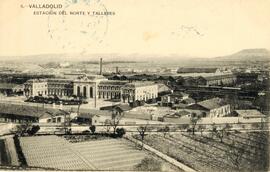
[[133, 131, 269, 172], [19, 135, 156, 170]]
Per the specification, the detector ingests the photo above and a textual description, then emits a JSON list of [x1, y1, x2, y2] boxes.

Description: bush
[[135, 157, 162, 171], [89, 125, 96, 134], [27, 125, 40, 136], [116, 128, 126, 138]]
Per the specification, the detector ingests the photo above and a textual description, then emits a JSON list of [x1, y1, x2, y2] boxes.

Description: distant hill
[[215, 49, 270, 61]]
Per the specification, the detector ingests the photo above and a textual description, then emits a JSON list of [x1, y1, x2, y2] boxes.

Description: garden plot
[[133, 131, 268, 172], [19, 135, 147, 171], [20, 136, 93, 170], [70, 139, 147, 170]]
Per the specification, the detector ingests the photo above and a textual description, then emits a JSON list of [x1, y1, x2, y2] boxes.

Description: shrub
[[27, 125, 40, 136], [135, 157, 162, 171], [116, 128, 126, 138], [89, 125, 96, 134]]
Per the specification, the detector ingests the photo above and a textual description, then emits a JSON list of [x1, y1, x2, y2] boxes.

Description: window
[[57, 117, 61, 123]]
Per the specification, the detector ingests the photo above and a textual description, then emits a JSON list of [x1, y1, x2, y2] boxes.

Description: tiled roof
[[181, 98, 196, 105], [114, 104, 132, 112], [235, 110, 265, 118], [123, 81, 156, 88], [177, 68, 218, 73], [0, 83, 20, 89], [203, 74, 235, 81], [0, 103, 67, 118], [99, 80, 128, 85], [197, 98, 228, 110], [165, 110, 190, 118], [77, 112, 97, 119]]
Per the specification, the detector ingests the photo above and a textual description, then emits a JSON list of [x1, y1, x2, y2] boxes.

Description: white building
[[73, 75, 107, 99], [24, 79, 48, 97], [121, 82, 158, 103]]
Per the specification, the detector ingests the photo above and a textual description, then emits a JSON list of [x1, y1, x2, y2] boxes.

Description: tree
[[76, 96, 83, 115], [27, 125, 40, 136], [210, 123, 217, 139], [137, 124, 152, 150], [116, 128, 126, 138], [224, 94, 238, 110], [89, 125, 96, 134], [190, 113, 202, 135], [178, 124, 189, 131], [11, 121, 32, 136], [227, 140, 246, 170], [110, 110, 123, 135], [215, 123, 232, 143], [159, 125, 170, 138], [104, 119, 111, 133], [197, 125, 205, 136]]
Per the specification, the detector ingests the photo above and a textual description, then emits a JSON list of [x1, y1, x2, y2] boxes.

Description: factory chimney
[[99, 58, 103, 75], [116, 66, 119, 74]]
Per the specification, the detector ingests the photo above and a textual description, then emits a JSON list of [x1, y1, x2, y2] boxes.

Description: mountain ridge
[[214, 48, 270, 61]]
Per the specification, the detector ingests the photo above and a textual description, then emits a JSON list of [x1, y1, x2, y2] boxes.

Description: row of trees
[[11, 122, 40, 136]]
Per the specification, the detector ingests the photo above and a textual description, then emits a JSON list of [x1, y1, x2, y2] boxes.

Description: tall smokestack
[[116, 66, 119, 73], [99, 58, 103, 75]]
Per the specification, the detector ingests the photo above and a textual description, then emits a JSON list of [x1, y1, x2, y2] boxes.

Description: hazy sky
[[0, 0, 270, 58]]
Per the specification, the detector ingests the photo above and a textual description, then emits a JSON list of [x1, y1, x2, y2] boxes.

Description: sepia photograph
[[0, 0, 269, 171]]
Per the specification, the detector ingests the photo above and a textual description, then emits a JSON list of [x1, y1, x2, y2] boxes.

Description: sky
[[0, 0, 270, 58]]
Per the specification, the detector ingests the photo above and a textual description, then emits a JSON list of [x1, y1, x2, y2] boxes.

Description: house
[[172, 103, 188, 110], [186, 98, 231, 118], [200, 74, 237, 86], [233, 110, 266, 119], [70, 113, 101, 125], [160, 92, 189, 106], [0, 102, 64, 123], [157, 83, 171, 94], [163, 110, 192, 123], [180, 97, 196, 105], [100, 104, 132, 113], [40, 111, 101, 125], [0, 83, 24, 96], [177, 67, 218, 73], [121, 82, 158, 103], [112, 104, 132, 115], [38, 109, 70, 124]]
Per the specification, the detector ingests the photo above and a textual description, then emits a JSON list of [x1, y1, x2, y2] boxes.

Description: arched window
[[83, 86, 87, 98], [77, 86, 80, 96], [90, 87, 93, 98]]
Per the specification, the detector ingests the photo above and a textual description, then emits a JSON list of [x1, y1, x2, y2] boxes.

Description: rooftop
[[113, 104, 132, 112], [235, 110, 265, 118], [164, 110, 190, 118], [0, 103, 67, 118], [198, 98, 228, 110], [76, 75, 107, 81], [163, 92, 189, 98], [123, 81, 156, 88], [177, 67, 218, 73], [181, 98, 196, 105], [203, 74, 235, 81], [0, 83, 21, 89], [99, 80, 128, 86]]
